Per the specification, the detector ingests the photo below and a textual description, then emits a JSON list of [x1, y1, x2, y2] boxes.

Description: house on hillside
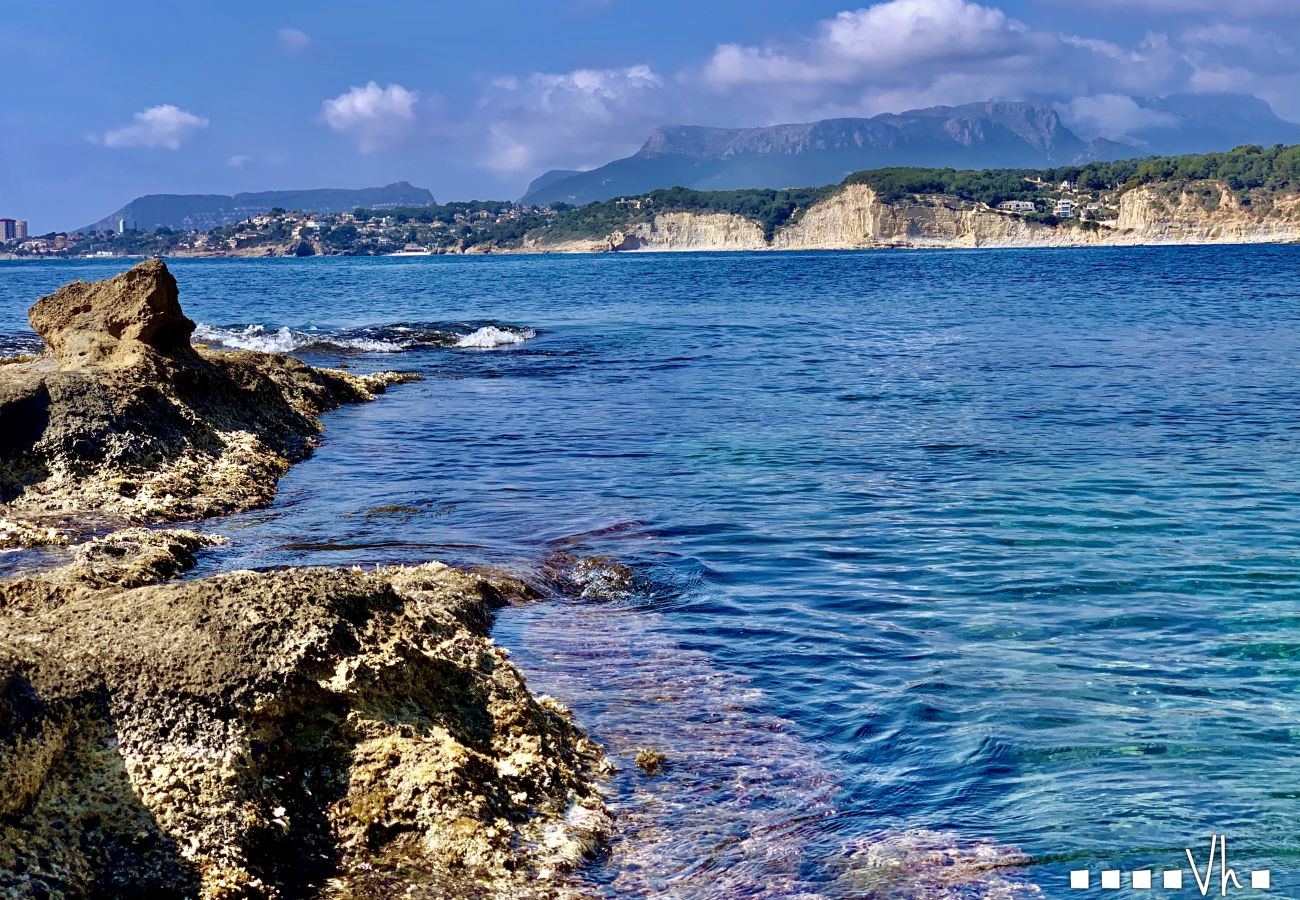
[[998, 200, 1036, 213], [1055, 198, 1076, 218]]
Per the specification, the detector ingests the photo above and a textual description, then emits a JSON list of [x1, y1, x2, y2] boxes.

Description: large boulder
[[28, 259, 198, 369]]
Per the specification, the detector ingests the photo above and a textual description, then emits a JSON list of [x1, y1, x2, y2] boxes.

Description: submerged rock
[[0, 260, 419, 546], [0, 531, 610, 898]]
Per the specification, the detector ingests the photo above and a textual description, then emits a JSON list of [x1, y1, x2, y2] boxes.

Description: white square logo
[[1069, 869, 1089, 889], [1132, 869, 1152, 889], [1101, 869, 1121, 889], [1251, 870, 1271, 890], [1163, 870, 1184, 889]]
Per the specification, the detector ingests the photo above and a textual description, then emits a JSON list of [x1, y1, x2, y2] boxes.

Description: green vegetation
[[845, 144, 1300, 206], [845, 167, 1045, 205], [540, 186, 835, 242]]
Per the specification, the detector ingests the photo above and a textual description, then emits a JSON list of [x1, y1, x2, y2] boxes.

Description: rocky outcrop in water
[[0, 264, 611, 898], [0, 260, 417, 547], [0, 530, 609, 898]]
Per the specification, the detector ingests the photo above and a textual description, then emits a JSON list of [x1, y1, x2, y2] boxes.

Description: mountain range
[[81, 182, 435, 233], [522, 96, 1300, 207]]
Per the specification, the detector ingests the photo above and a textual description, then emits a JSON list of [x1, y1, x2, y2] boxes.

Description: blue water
[[3, 248, 1299, 897]]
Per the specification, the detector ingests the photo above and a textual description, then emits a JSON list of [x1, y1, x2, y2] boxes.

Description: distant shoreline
[[5, 230, 1298, 264]]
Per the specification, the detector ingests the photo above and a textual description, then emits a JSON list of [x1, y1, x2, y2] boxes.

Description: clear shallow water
[[2, 249, 1299, 897]]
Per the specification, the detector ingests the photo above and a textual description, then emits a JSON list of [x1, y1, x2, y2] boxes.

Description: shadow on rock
[[0, 670, 202, 898], [0, 259, 419, 546]]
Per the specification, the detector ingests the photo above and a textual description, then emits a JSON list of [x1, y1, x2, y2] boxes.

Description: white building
[[1055, 198, 1076, 218], [998, 200, 1036, 213]]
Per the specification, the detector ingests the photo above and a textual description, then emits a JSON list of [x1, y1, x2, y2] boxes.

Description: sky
[[4, 0, 1300, 231]]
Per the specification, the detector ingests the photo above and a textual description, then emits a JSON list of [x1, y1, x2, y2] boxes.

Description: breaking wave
[[193, 321, 537, 354], [455, 325, 537, 349]]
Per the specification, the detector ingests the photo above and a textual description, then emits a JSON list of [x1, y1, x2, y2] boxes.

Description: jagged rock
[[0, 533, 609, 898], [0, 263, 610, 899], [0, 260, 420, 546], [29, 258, 198, 370]]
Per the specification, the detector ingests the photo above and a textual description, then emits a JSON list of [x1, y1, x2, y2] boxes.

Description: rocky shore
[[0, 262, 611, 898], [0, 260, 420, 548]]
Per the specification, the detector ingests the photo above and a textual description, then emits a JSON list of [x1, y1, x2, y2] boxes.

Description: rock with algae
[[0, 260, 419, 547], [0, 529, 610, 898]]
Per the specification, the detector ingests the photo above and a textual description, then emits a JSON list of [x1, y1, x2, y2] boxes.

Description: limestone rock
[[29, 259, 198, 369], [0, 262, 420, 545], [0, 536, 610, 898]]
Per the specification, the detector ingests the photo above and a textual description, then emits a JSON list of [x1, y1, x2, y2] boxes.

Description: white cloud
[[278, 27, 312, 52], [321, 82, 418, 152], [477, 65, 663, 173], [695, 1, 1224, 122], [227, 154, 253, 168], [705, 0, 1033, 88], [101, 104, 208, 150], [1057, 94, 1178, 143]]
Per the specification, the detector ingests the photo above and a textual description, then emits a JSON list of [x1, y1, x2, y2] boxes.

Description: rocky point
[[0, 262, 611, 898]]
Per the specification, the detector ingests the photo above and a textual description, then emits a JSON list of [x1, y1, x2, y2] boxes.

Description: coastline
[[9, 179, 1300, 262], [6, 228, 1298, 265], [0, 261, 612, 897]]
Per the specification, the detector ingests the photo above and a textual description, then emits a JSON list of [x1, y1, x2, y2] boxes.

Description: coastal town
[[0, 201, 556, 258]]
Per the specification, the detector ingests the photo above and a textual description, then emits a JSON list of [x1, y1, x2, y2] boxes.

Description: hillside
[[522, 143, 1300, 253], [80, 181, 435, 233], [521, 95, 1300, 207]]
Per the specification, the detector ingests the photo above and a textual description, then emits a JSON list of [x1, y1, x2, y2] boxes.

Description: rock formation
[[0, 530, 609, 899], [29, 259, 198, 369], [0, 260, 418, 547], [0, 264, 612, 898]]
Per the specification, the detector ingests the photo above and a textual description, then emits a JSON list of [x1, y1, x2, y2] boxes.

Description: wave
[[455, 325, 537, 349], [0, 333, 45, 358], [193, 321, 537, 354]]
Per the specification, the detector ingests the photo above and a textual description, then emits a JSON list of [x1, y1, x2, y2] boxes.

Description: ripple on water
[[495, 578, 1041, 899]]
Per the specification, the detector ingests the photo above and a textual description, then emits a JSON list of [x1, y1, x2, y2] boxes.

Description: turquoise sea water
[[2, 248, 1299, 897]]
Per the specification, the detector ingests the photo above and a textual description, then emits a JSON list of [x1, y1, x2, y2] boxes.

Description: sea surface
[[2, 247, 1299, 897]]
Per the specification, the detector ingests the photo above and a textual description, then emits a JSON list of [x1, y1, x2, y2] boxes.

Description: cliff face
[[773, 185, 1093, 249], [533, 180, 1300, 254], [1114, 185, 1300, 243], [612, 211, 768, 252]]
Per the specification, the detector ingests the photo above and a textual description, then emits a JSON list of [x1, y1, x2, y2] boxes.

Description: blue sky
[[4, 0, 1299, 230]]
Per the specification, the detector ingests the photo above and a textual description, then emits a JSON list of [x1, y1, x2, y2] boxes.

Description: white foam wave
[[194, 322, 536, 354], [194, 323, 299, 353], [193, 323, 405, 354], [455, 326, 537, 349]]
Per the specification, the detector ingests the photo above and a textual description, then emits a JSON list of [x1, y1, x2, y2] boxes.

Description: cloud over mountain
[[476, 65, 664, 173]]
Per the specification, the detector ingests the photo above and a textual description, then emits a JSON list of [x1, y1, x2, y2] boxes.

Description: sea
[[2, 247, 1299, 898]]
